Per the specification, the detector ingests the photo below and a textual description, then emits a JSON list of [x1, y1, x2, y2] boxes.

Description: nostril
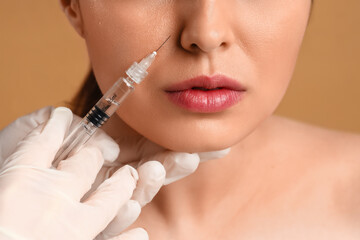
[[190, 43, 198, 50]]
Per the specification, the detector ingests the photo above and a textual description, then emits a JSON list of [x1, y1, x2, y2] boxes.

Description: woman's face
[[67, 0, 311, 152]]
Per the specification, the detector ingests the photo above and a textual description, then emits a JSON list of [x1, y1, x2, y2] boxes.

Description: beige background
[[0, 1, 359, 133]]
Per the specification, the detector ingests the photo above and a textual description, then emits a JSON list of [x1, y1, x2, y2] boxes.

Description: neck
[[146, 116, 277, 225], [103, 113, 279, 227]]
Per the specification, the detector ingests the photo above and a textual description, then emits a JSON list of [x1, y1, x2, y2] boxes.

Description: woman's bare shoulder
[[267, 115, 360, 160], [267, 115, 360, 221]]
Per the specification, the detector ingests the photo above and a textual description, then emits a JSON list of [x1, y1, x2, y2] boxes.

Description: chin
[[148, 131, 241, 153]]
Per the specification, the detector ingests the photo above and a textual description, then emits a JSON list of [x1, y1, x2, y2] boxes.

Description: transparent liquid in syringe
[[95, 77, 135, 119]]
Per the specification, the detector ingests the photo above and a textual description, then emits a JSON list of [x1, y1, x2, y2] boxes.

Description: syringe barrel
[[52, 77, 134, 167], [91, 77, 134, 121]]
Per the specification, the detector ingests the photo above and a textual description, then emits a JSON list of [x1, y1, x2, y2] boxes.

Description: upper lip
[[165, 74, 245, 92]]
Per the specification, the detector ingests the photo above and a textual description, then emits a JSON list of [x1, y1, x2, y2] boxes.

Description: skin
[[62, 0, 311, 152], [60, 0, 360, 239]]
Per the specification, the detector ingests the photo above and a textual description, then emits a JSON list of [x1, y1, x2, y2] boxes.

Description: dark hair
[[70, 70, 102, 117]]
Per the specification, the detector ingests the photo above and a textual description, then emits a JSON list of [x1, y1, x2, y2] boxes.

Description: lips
[[165, 75, 246, 113]]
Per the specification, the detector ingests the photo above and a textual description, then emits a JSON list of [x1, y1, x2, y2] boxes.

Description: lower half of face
[[79, 0, 312, 152]]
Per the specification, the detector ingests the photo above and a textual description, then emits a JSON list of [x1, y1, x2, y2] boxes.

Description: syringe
[[52, 36, 170, 167]]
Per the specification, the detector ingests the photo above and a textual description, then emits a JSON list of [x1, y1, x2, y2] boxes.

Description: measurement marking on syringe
[[106, 98, 120, 106]]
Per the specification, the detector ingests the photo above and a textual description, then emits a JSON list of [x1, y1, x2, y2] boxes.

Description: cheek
[[79, 1, 173, 92], [240, 1, 311, 112]]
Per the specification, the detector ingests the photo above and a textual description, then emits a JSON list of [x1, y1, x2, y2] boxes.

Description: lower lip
[[165, 89, 245, 113]]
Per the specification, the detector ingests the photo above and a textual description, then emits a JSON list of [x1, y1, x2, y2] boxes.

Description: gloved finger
[[86, 129, 120, 165], [0, 106, 53, 164], [139, 151, 200, 185], [131, 161, 166, 207], [52, 112, 120, 165], [95, 200, 141, 240], [198, 148, 231, 162], [56, 146, 104, 201], [112, 138, 164, 166], [84, 165, 138, 233], [39, 107, 72, 146], [4, 107, 72, 168], [107, 228, 149, 240]]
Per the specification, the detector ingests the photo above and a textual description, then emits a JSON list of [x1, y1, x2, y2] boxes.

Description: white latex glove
[[0, 107, 147, 240], [0, 107, 230, 240]]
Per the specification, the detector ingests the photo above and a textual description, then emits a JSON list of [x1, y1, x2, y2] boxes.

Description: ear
[[59, 0, 84, 37]]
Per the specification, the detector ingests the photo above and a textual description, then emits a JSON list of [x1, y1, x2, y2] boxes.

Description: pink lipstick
[[165, 75, 246, 113]]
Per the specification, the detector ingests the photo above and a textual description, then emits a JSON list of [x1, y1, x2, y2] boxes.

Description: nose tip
[[181, 25, 230, 53], [180, 6, 234, 54]]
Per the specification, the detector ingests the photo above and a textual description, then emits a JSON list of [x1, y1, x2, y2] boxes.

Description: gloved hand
[[0, 107, 230, 240], [82, 118, 230, 240], [0, 107, 147, 240]]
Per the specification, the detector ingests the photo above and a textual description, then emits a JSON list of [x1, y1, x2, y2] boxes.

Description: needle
[[156, 35, 171, 52]]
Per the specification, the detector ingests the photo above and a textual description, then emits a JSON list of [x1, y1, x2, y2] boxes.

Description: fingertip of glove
[[161, 152, 200, 186], [101, 166, 139, 203], [198, 147, 231, 161], [138, 161, 166, 181], [184, 152, 200, 160], [114, 165, 139, 183], [174, 152, 200, 168], [218, 147, 231, 156], [35, 107, 73, 145], [137, 228, 149, 240], [127, 165, 139, 182], [53, 106, 72, 115], [108, 228, 149, 240], [125, 200, 141, 214], [156, 151, 200, 164], [129, 228, 149, 240], [102, 142, 120, 163], [50, 107, 73, 127], [90, 130, 120, 163]]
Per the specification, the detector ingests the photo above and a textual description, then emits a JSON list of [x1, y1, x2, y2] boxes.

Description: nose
[[180, 0, 234, 54]]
